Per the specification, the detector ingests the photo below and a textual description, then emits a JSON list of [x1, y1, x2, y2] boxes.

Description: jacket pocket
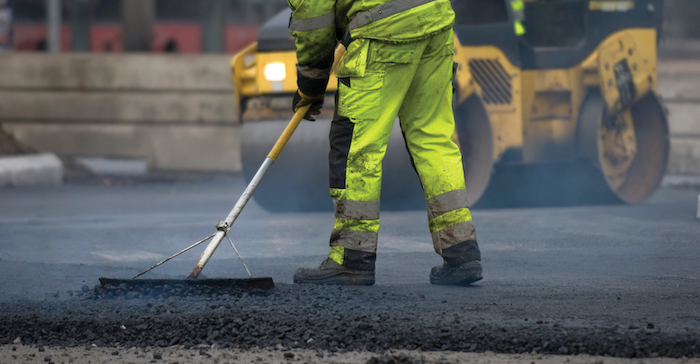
[[337, 38, 370, 78], [337, 72, 385, 120]]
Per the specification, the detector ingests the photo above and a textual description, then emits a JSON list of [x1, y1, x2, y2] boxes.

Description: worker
[[289, 0, 482, 285], [510, 0, 526, 36]]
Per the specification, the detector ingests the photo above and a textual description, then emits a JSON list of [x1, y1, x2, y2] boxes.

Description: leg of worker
[[294, 40, 419, 285], [398, 29, 482, 285]]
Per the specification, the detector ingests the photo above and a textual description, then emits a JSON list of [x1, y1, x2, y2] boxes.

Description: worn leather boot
[[430, 260, 482, 285], [294, 249, 376, 285], [430, 240, 482, 285]]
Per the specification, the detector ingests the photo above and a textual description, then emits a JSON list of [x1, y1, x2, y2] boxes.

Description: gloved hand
[[293, 90, 324, 121]]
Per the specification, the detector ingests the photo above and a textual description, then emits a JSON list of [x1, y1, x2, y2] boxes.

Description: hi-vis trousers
[[328, 29, 480, 270]]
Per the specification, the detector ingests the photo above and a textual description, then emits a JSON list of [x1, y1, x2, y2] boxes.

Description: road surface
[[0, 174, 698, 362]]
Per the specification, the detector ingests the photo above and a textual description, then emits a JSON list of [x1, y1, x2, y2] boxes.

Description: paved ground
[[0, 174, 698, 362]]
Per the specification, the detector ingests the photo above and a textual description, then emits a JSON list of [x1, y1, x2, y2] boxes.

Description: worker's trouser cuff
[[329, 246, 376, 271], [440, 240, 481, 266]]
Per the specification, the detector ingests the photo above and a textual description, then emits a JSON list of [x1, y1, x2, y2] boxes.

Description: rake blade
[[98, 277, 275, 296]]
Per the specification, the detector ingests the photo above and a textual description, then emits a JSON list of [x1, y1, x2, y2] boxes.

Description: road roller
[[231, 0, 669, 211]]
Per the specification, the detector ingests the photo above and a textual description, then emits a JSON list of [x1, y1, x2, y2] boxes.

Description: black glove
[[293, 90, 324, 121]]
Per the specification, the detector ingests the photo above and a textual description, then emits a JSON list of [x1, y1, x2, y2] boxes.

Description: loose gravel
[[1, 284, 698, 360]]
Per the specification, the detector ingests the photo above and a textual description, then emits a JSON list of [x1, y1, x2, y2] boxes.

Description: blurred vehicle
[[232, 0, 669, 211]]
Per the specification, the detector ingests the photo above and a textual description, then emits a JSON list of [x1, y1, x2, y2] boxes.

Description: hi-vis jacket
[[287, 0, 456, 96]]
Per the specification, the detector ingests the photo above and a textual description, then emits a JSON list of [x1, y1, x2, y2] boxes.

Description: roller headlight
[[264, 62, 286, 82]]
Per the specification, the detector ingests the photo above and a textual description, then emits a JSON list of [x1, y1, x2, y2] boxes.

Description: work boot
[[294, 255, 375, 286], [430, 240, 482, 285], [430, 260, 482, 285]]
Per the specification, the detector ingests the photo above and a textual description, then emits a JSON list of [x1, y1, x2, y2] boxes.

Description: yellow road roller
[[232, 0, 668, 211]]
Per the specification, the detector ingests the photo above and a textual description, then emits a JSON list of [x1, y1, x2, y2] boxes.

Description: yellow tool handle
[[267, 104, 311, 160], [331, 43, 347, 75], [268, 44, 346, 160]]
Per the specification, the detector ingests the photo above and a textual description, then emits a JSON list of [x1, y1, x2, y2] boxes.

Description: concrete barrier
[[0, 53, 698, 175], [0, 153, 63, 186], [0, 53, 240, 171], [658, 61, 700, 175]]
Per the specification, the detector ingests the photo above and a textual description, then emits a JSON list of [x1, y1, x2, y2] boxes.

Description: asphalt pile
[[95, 279, 274, 298], [0, 284, 697, 358]]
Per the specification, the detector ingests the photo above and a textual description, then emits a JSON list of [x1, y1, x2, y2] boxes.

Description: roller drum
[[577, 90, 669, 204], [477, 90, 670, 208]]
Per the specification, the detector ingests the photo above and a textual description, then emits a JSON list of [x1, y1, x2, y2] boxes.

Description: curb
[[0, 153, 64, 187], [661, 174, 700, 189]]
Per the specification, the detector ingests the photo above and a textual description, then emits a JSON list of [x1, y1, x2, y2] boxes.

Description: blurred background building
[[1, 0, 699, 56], [0, 0, 11, 51], [9, 0, 288, 53]]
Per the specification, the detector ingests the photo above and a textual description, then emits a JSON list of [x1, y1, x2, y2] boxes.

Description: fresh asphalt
[[0, 174, 698, 357]]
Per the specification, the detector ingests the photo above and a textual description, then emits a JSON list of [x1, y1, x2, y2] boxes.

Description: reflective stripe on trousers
[[427, 189, 476, 252], [328, 29, 477, 264]]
